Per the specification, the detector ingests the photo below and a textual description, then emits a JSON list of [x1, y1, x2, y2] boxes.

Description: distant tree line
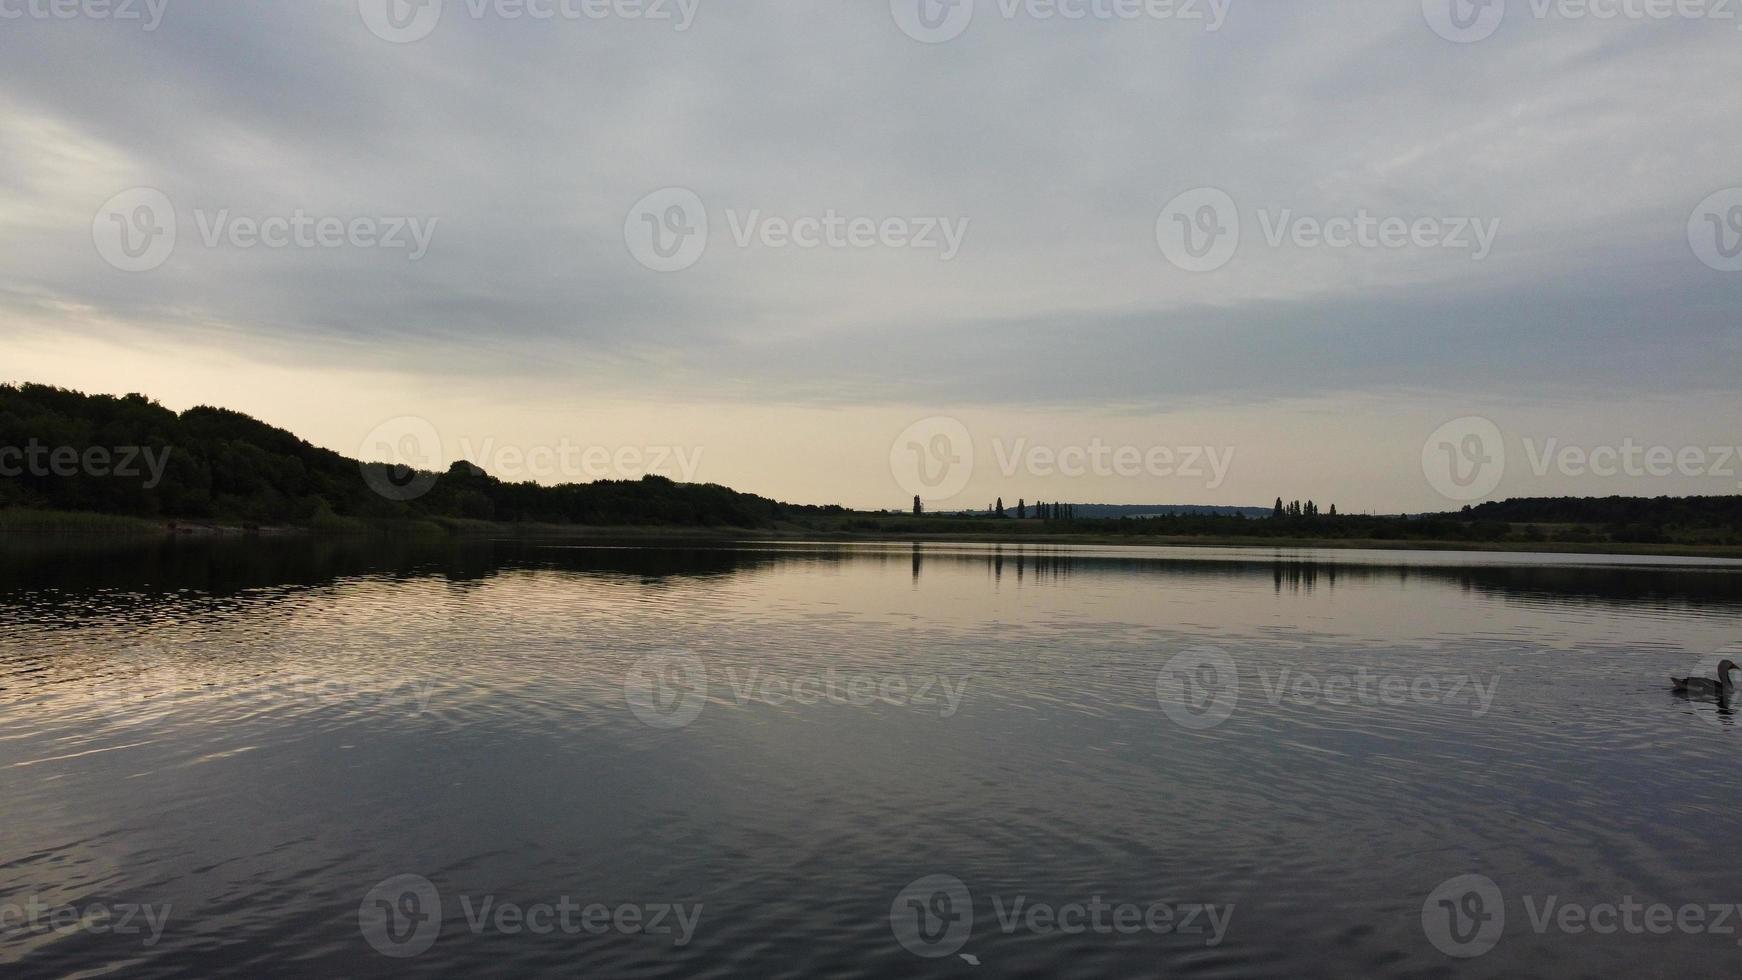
[[875, 489, 1742, 547], [1007, 499, 1076, 520], [1273, 498, 1335, 518], [911, 497, 1080, 520]]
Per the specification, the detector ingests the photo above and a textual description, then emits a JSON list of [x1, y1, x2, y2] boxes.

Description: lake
[[2, 537, 1739, 978]]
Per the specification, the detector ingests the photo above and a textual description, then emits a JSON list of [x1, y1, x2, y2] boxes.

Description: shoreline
[[5, 509, 1742, 560], [749, 531, 1742, 561]]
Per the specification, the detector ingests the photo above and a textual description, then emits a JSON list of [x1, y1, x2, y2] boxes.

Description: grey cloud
[[0, 0, 1736, 412]]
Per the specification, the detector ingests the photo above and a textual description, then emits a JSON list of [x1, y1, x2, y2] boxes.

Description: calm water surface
[[2, 537, 1740, 978]]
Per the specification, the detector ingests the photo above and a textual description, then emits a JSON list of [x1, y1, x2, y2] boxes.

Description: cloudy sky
[[2, 0, 1739, 511]]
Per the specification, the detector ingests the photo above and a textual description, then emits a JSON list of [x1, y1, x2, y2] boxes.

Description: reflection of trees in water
[[1005, 550, 1076, 585], [0, 537, 793, 624], [1438, 564, 1742, 616], [948, 549, 1742, 612], [905, 545, 1080, 586], [2, 538, 1740, 618], [1273, 561, 1337, 594]]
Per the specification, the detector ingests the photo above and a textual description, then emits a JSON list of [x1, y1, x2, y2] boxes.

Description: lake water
[[3, 537, 1740, 978]]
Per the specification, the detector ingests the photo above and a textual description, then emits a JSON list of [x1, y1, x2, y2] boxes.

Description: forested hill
[[1458, 495, 1742, 527], [0, 384, 840, 528]]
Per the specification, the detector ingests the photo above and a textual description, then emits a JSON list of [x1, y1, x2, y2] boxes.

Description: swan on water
[[1671, 659, 1739, 697]]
